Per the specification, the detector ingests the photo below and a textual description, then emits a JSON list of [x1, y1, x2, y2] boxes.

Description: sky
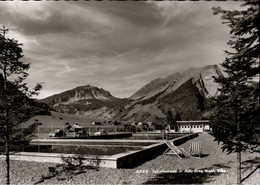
[[0, 1, 242, 99]]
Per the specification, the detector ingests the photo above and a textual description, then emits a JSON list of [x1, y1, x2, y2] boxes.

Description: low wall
[[116, 133, 198, 168], [131, 133, 187, 140], [7, 152, 119, 168], [173, 133, 198, 146], [116, 142, 167, 168]]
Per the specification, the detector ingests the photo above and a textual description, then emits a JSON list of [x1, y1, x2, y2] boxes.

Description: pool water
[[1, 141, 158, 156], [22, 144, 143, 156], [31, 141, 157, 146]]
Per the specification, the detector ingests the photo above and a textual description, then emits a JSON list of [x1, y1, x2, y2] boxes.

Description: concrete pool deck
[[4, 133, 198, 168]]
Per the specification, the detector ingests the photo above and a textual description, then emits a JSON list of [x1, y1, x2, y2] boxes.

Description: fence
[[35, 124, 160, 139]]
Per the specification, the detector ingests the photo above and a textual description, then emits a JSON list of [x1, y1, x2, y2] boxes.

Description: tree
[[166, 110, 178, 132], [0, 26, 42, 184], [175, 111, 182, 121], [211, 1, 260, 184]]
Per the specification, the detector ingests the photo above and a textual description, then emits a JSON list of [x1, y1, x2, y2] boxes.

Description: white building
[[176, 120, 211, 133]]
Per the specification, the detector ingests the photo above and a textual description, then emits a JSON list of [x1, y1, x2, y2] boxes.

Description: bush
[[61, 155, 101, 170]]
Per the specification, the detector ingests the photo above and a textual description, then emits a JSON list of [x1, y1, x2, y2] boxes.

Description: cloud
[[0, 1, 242, 99], [1, 2, 124, 37]]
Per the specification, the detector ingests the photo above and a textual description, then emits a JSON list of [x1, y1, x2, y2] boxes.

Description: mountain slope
[[42, 85, 116, 106], [130, 72, 182, 100], [40, 85, 131, 119], [115, 65, 222, 121]]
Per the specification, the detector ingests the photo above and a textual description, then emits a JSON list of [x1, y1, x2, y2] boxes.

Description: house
[[91, 121, 102, 125], [72, 123, 83, 132], [176, 120, 211, 133]]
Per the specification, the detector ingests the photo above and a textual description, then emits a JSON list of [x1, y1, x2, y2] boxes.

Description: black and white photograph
[[0, 0, 259, 184]]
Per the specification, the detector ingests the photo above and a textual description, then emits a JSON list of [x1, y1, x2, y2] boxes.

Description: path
[[138, 133, 259, 184]]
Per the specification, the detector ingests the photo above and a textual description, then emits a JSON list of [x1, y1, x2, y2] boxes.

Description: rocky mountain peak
[[130, 72, 182, 100], [130, 65, 222, 100], [40, 85, 116, 108], [73, 85, 114, 98], [191, 65, 222, 98]]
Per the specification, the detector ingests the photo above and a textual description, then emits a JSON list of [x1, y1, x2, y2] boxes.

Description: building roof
[[176, 120, 210, 123]]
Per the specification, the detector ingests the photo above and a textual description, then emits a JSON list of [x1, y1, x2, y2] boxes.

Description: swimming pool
[[22, 144, 144, 156], [3, 134, 197, 168]]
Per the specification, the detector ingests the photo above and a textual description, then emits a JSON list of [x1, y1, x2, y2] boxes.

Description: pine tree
[[0, 26, 42, 184], [166, 110, 174, 125], [211, 1, 260, 184], [166, 110, 178, 132]]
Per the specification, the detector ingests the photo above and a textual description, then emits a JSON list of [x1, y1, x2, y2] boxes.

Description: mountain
[[40, 65, 222, 122], [40, 85, 131, 119], [42, 85, 116, 106], [131, 65, 221, 100], [115, 65, 222, 121], [130, 72, 182, 100]]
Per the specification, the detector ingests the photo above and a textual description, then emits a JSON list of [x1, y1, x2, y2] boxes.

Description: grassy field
[[25, 111, 105, 127], [24, 111, 108, 138]]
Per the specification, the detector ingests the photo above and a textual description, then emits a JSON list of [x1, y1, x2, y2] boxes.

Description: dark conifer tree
[[0, 26, 42, 184], [211, 1, 260, 184], [166, 110, 180, 132]]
